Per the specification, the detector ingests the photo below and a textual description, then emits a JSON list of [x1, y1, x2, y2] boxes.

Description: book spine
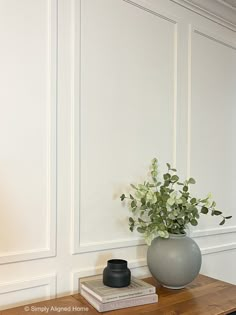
[[101, 294, 158, 312], [81, 284, 156, 303], [80, 289, 101, 312], [104, 287, 156, 302], [80, 284, 103, 302]]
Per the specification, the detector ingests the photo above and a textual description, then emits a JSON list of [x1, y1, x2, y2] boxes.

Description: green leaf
[[137, 227, 145, 233], [188, 178, 196, 184], [130, 184, 137, 190], [211, 201, 216, 207], [226, 216, 232, 219], [171, 175, 179, 182], [130, 194, 134, 200], [167, 198, 175, 206], [131, 200, 136, 208], [190, 219, 198, 226], [120, 194, 125, 201], [138, 218, 145, 223], [148, 210, 153, 216], [176, 198, 183, 204], [140, 205, 146, 210], [129, 217, 134, 223], [171, 168, 177, 172], [183, 186, 188, 192], [158, 230, 167, 238], [141, 197, 146, 205], [219, 219, 225, 225], [152, 158, 158, 164], [201, 207, 208, 214], [212, 210, 222, 216], [163, 180, 170, 187], [163, 173, 171, 180], [182, 192, 189, 199], [151, 171, 157, 177], [190, 198, 197, 204], [166, 163, 171, 170], [177, 218, 184, 225]]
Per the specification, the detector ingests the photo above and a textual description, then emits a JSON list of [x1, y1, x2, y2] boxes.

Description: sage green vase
[[147, 233, 202, 289]]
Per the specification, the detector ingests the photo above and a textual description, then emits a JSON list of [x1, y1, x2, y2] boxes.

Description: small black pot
[[103, 259, 131, 288]]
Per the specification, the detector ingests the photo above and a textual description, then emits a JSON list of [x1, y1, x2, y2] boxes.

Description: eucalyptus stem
[[120, 158, 232, 245]]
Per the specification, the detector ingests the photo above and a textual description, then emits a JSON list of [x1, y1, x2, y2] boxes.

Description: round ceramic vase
[[147, 233, 202, 289]]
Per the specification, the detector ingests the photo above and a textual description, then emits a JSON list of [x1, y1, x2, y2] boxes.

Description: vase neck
[[169, 233, 186, 239], [107, 259, 127, 270]]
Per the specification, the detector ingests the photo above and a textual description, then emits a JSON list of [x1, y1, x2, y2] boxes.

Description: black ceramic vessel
[[103, 259, 131, 288]]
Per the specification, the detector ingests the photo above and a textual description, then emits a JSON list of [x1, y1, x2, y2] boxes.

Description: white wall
[[0, 0, 235, 310]]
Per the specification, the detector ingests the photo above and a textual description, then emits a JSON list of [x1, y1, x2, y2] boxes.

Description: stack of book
[[80, 276, 158, 312]]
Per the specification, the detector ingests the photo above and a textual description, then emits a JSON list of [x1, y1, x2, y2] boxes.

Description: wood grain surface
[[1, 275, 236, 315]]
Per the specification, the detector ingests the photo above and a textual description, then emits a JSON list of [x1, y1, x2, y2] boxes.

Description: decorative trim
[[170, 0, 236, 32], [123, 0, 178, 24], [71, 258, 148, 293], [173, 23, 178, 167], [0, 248, 56, 265], [187, 24, 192, 178], [193, 28, 236, 50], [201, 242, 236, 255], [0, 0, 57, 265], [0, 274, 56, 310], [74, 238, 146, 254], [218, 0, 236, 11], [192, 225, 236, 238], [71, 0, 179, 254], [187, 25, 236, 238], [70, 0, 81, 255]]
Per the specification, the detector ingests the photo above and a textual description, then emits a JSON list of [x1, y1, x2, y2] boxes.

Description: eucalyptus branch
[[120, 158, 232, 245]]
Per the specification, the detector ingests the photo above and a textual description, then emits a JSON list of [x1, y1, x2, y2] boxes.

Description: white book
[[80, 277, 156, 303], [81, 287, 158, 312]]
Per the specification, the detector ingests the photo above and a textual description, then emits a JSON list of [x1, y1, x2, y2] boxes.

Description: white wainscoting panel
[[0, 0, 57, 264], [188, 25, 236, 232], [1, 0, 236, 309], [0, 274, 56, 310], [71, 0, 179, 254]]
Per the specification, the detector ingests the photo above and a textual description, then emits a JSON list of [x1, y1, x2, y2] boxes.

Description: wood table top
[[1, 274, 236, 315]]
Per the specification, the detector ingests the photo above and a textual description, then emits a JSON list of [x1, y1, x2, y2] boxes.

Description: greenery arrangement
[[120, 158, 232, 245]]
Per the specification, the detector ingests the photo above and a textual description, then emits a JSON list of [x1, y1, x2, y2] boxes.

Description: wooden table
[[1, 274, 236, 315]]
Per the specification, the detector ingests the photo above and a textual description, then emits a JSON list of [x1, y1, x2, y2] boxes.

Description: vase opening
[[168, 232, 186, 238], [107, 259, 128, 270]]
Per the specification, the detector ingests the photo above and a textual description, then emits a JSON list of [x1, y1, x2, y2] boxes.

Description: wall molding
[[192, 225, 236, 238], [0, 274, 57, 310], [192, 26, 236, 49], [123, 0, 179, 24], [187, 25, 236, 242], [187, 24, 236, 178], [71, 0, 180, 255], [73, 238, 146, 254], [201, 242, 236, 255], [171, 0, 236, 32], [0, 0, 58, 265], [218, 0, 236, 11]]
